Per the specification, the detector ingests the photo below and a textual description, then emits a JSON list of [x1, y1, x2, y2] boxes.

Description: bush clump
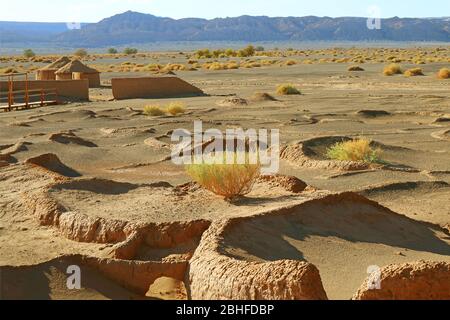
[[166, 102, 186, 116], [383, 63, 402, 76], [437, 68, 450, 79], [185, 152, 261, 201], [143, 105, 166, 116], [404, 68, 424, 77], [326, 138, 381, 163], [276, 84, 301, 95]]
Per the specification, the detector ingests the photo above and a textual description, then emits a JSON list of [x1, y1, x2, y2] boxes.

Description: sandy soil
[[0, 53, 449, 300]]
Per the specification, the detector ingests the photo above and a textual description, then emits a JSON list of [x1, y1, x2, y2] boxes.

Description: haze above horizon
[[1, 0, 449, 23]]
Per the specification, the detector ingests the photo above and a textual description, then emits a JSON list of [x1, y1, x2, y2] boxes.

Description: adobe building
[[55, 60, 101, 88], [35, 56, 71, 80]]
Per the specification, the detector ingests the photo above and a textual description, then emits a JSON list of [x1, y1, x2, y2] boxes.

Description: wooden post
[[25, 73, 29, 108], [7, 75, 13, 111]]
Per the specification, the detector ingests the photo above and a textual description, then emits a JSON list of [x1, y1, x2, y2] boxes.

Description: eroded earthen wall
[[111, 77, 204, 100], [0, 79, 89, 101]]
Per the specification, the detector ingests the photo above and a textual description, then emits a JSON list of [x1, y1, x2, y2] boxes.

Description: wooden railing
[[0, 73, 59, 112]]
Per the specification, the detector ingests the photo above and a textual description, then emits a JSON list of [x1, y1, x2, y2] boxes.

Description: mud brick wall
[[0, 79, 89, 101], [111, 77, 204, 100]]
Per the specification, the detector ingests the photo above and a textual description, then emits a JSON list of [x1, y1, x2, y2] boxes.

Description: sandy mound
[[257, 174, 307, 193], [281, 136, 372, 171], [358, 181, 450, 226], [431, 129, 450, 142], [29, 110, 97, 122], [100, 126, 155, 137], [217, 97, 248, 107], [433, 116, 450, 124], [49, 132, 98, 147], [356, 110, 391, 118], [144, 137, 170, 150], [0, 256, 144, 300], [25, 153, 81, 178], [189, 192, 450, 299], [0, 153, 16, 165], [353, 261, 450, 300], [0, 141, 31, 156], [250, 92, 278, 102]]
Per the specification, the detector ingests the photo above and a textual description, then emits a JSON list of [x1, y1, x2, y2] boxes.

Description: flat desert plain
[[0, 48, 449, 300]]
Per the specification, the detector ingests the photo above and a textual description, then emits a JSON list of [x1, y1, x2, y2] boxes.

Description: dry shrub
[[185, 152, 261, 201], [284, 60, 297, 66], [143, 105, 166, 116], [163, 63, 187, 72], [348, 65, 365, 71], [383, 64, 402, 76], [404, 68, 424, 77], [437, 68, 450, 79], [276, 84, 301, 95], [326, 138, 381, 163], [166, 102, 186, 116]]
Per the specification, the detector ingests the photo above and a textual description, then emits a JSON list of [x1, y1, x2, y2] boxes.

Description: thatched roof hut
[[36, 56, 71, 80], [55, 60, 100, 87]]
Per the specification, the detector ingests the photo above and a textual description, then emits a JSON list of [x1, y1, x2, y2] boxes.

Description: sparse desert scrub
[[437, 68, 450, 79], [276, 84, 301, 95], [383, 64, 403, 76], [284, 60, 297, 66], [143, 105, 166, 116], [166, 102, 186, 116], [185, 152, 261, 201], [404, 68, 424, 77], [326, 138, 381, 163], [162, 63, 187, 72], [348, 65, 365, 71]]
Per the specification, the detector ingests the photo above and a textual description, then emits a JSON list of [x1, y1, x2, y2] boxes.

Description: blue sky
[[1, 0, 449, 22]]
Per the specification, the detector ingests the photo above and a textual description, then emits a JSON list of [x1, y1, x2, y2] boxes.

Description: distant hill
[[1, 11, 449, 47]]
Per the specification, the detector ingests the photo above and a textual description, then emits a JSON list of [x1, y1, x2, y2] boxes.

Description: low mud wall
[[0, 79, 89, 101], [111, 77, 204, 100]]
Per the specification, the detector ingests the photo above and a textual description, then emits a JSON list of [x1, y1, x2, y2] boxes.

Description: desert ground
[[0, 47, 449, 300]]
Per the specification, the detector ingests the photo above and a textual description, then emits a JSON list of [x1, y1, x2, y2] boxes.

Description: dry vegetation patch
[[383, 64, 403, 76], [404, 68, 424, 77], [326, 138, 382, 164], [438, 68, 450, 79], [143, 105, 166, 117], [276, 84, 301, 95], [185, 152, 261, 201]]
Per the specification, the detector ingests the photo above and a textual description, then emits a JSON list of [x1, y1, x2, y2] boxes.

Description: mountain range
[[1, 11, 449, 47]]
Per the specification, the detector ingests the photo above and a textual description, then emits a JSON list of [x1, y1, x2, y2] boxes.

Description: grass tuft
[[404, 68, 424, 77], [185, 152, 261, 201], [326, 138, 381, 163], [166, 102, 186, 116], [383, 63, 402, 76], [143, 105, 166, 116], [276, 84, 301, 95], [437, 68, 450, 79]]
